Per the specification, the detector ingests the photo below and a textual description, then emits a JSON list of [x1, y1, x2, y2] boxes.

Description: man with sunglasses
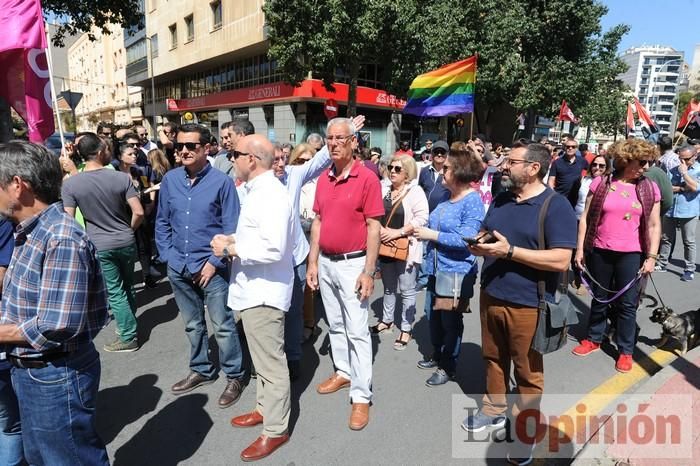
[[418, 140, 451, 212], [548, 137, 587, 207], [133, 125, 157, 158], [657, 146, 700, 280], [155, 124, 247, 409]]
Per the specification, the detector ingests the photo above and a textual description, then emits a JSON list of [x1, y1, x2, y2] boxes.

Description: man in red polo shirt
[[307, 117, 383, 431]]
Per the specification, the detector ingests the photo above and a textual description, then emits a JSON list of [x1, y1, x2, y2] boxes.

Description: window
[[211, 1, 222, 30], [126, 39, 147, 65], [150, 34, 158, 58], [169, 24, 177, 49], [185, 15, 194, 42]]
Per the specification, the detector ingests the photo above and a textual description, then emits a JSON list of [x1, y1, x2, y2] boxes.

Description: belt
[[7, 352, 71, 369], [321, 250, 366, 262]]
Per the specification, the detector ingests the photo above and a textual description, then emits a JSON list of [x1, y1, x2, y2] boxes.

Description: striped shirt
[[0, 203, 109, 357]]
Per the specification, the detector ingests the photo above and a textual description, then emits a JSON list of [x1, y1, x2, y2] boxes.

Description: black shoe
[[287, 360, 300, 382], [425, 369, 453, 386], [144, 275, 158, 288], [417, 358, 438, 370]]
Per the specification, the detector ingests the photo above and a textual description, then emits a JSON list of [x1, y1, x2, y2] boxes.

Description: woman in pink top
[[572, 139, 662, 373]]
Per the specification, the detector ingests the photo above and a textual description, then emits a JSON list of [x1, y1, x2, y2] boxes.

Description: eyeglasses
[[591, 163, 606, 169], [639, 159, 653, 167], [565, 145, 578, 149], [680, 156, 696, 161], [388, 165, 403, 173], [174, 142, 202, 151], [125, 142, 139, 148], [231, 150, 251, 159], [326, 135, 352, 144], [504, 158, 533, 166]]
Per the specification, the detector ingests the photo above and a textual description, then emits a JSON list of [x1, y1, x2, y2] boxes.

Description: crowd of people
[[0, 114, 698, 465]]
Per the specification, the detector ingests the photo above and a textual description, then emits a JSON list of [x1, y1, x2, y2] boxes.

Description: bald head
[[240, 134, 275, 168]]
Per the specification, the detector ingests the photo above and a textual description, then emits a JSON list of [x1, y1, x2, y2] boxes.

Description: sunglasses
[[124, 142, 139, 148], [432, 150, 446, 157], [639, 159, 653, 167], [591, 163, 606, 169], [231, 150, 251, 159], [174, 142, 202, 151], [139, 133, 148, 137], [388, 165, 403, 173], [565, 145, 577, 149], [442, 165, 451, 173]]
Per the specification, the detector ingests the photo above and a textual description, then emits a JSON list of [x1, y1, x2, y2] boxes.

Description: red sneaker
[[616, 354, 633, 373], [572, 339, 600, 357]]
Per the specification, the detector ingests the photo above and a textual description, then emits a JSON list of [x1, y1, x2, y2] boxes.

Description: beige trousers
[[240, 305, 290, 437]]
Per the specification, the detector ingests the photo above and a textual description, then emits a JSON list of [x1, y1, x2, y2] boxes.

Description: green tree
[[43, 0, 142, 46], [263, 0, 422, 116]]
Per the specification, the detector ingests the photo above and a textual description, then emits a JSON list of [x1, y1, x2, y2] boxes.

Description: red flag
[[633, 97, 659, 138], [0, 0, 54, 142], [626, 102, 635, 137], [558, 99, 577, 122], [676, 98, 700, 139]]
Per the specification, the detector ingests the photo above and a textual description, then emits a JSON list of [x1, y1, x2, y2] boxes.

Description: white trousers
[[318, 254, 372, 403]]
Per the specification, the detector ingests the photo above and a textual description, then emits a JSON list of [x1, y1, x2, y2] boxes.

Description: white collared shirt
[[227, 170, 295, 312]]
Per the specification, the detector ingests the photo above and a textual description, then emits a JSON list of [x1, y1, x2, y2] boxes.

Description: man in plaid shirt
[[0, 141, 110, 466]]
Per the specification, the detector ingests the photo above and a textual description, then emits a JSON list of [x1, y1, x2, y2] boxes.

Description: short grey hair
[[679, 145, 697, 157], [518, 142, 551, 180], [306, 133, 323, 145], [0, 141, 63, 204], [326, 117, 356, 135]]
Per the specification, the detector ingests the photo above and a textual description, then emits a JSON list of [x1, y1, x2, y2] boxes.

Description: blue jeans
[[587, 248, 644, 355], [0, 364, 24, 466], [425, 275, 471, 374], [285, 261, 306, 362], [10, 345, 108, 466], [167, 266, 244, 379]]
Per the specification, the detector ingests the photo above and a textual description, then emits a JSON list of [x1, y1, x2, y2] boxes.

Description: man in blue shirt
[[466, 142, 576, 465], [156, 124, 246, 408], [657, 146, 700, 280], [417, 140, 451, 212], [548, 138, 587, 207]]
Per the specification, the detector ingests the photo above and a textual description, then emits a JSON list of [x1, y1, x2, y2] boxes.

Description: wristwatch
[[362, 269, 375, 278], [505, 245, 515, 260]]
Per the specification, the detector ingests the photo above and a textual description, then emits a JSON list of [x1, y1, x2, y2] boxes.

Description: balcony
[[126, 57, 148, 78]]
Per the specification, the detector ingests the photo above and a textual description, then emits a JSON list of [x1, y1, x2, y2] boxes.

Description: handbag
[[531, 192, 580, 354], [378, 190, 410, 261], [432, 220, 475, 313]]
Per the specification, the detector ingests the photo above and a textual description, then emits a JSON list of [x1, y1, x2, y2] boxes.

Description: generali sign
[[166, 79, 406, 112]]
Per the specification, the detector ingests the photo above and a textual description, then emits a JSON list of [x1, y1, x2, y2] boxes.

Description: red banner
[[166, 79, 407, 113]]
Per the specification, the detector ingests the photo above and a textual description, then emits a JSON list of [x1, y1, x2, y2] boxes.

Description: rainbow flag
[[403, 56, 476, 117]]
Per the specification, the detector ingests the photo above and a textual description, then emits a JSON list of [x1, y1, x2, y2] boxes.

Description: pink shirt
[[313, 160, 384, 254], [589, 177, 660, 252]]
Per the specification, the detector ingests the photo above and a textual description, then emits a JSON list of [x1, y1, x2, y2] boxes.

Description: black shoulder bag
[[531, 192, 579, 354]]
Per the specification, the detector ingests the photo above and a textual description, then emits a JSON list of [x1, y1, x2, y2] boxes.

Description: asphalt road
[[95, 241, 699, 466]]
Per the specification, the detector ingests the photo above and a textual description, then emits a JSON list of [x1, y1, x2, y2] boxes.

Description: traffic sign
[[324, 98, 338, 119], [60, 90, 83, 110]]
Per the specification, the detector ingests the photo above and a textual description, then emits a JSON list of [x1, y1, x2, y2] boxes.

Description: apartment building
[[619, 45, 685, 136], [68, 25, 143, 131], [125, 0, 405, 150]]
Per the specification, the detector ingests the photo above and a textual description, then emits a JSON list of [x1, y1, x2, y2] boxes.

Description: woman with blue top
[[414, 149, 486, 386]]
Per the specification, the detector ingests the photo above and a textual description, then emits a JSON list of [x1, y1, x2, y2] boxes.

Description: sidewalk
[[572, 345, 700, 466]]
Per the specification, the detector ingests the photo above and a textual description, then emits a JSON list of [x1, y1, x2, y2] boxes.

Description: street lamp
[[649, 58, 683, 134], [144, 35, 157, 137]]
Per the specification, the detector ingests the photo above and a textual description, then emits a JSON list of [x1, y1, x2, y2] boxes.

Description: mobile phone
[[463, 232, 497, 246], [464, 236, 481, 246]]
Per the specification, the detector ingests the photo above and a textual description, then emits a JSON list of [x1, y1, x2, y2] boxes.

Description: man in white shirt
[[210, 134, 294, 462], [134, 125, 158, 158], [658, 136, 679, 173]]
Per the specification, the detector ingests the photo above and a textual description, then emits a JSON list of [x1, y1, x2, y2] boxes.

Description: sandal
[[370, 321, 393, 335], [393, 331, 411, 351]]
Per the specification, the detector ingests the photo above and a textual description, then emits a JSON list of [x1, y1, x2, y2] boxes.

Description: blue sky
[[601, 0, 698, 62]]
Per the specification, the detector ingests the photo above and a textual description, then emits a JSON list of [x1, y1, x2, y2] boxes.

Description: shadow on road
[[97, 374, 163, 445], [112, 393, 212, 466], [136, 297, 179, 346]]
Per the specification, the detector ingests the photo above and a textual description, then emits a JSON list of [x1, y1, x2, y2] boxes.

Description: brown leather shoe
[[349, 402, 370, 430], [316, 373, 350, 394], [218, 378, 244, 408], [171, 372, 217, 395], [231, 410, 263, 428], [240, 434, 289, 462]]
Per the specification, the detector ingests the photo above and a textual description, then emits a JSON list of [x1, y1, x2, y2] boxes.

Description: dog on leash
[[649, 306, 700, 355]]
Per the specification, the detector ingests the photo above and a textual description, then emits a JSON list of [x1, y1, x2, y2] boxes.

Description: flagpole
[[673, 118, 694, 148], [45, 22, 65, 149]]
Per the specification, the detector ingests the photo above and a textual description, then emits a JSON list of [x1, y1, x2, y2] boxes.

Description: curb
[[571, 344, 700, 465]]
